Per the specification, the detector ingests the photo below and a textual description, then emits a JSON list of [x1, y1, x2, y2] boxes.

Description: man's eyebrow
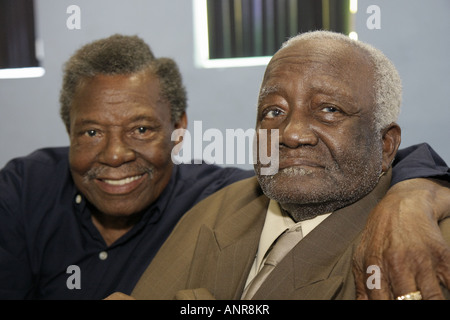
[[128, 115, 157, 123], [310, 82, 356, 105], [309, 74, 354, 94], [258, 85, 280, 104], [75, 115, 158, 127], [75, 119, 101, 126]]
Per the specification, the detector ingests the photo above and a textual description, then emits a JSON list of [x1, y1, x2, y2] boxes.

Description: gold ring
[[396, 291, 422, 300]]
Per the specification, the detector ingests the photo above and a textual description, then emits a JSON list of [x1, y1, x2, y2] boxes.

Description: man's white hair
[[281, 31, 402, 131]]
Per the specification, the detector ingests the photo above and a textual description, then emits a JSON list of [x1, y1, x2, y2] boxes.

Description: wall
[[356, 0, 450, 165], [0, 0, 448, 169]]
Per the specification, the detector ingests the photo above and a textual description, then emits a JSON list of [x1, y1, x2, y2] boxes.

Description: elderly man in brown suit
[[114, 31, 450, 300]]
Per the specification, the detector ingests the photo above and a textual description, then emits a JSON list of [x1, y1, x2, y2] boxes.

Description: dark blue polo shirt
[[0, 143, 448, 299], [0, 147, 253, 299]]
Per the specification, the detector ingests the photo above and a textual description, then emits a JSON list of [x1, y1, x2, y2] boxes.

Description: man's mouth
[[278, 158, 324, 170], [102, 175, 144, 186], [95, 173, 147, 195]]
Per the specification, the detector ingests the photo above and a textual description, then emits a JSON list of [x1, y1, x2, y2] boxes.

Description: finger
[[353, 255, 393, 300], [353, 265, 368, 300], [417, 271, 444, 300], [414, 254, 447, 300], [352, 254, 369, 300], [436, 247, 450, 289], [415, 238, 450, 298], [388, 268, 419, 300], [364, 266, 393, 300], [379, 247, 422, 300]]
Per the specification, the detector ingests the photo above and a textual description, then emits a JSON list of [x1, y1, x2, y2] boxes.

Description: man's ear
[[174, 112, 187, 131], [172, 112, 188, 149], [381, 123, 401, 172]]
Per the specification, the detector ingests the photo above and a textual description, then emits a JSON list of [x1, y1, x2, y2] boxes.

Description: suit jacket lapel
[[186, 186, 269, 300], [132, 177, 268, 300], [253, 170, 392, 300]]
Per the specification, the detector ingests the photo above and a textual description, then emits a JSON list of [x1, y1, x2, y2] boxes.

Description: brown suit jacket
[[132, 171, 450, 300]]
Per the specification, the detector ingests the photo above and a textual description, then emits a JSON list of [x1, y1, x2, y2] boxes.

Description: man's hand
[[353, 178, 450, 300]]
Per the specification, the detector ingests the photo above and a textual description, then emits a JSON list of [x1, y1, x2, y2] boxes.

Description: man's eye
[[85, 130, 97, 137], [322, 106, 339, 113], [136, 127, 148, 134], [263, 109, 284, 119]]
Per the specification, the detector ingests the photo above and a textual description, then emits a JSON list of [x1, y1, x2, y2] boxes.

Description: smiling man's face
[[68, 70, 184, 217], [255, 38, 385, 220]]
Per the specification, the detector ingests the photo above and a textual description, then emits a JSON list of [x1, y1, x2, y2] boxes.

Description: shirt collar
[[143, 164, 179, 225], [254, 200, 331, 273]]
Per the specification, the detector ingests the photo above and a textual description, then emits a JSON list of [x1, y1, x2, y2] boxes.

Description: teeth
[[103, 175, 143, 186]]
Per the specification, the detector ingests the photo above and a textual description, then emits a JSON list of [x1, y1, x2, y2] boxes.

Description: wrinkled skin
[[254, 38, 400, 222], [69, 70, 187, 245], [353, 178, 450, 299]]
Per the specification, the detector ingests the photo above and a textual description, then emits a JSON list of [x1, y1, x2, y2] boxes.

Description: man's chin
[[257, 171, 336, 204], [96, 204, 147, 217], [87, 196, 150, 217]]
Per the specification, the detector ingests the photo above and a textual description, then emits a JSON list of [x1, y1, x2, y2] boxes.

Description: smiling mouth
[[95, 173, 147, 195], [102, 175, 144, 186]]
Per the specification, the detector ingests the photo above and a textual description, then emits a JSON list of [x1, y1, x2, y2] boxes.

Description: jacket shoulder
[[168, 176, 263, 230]]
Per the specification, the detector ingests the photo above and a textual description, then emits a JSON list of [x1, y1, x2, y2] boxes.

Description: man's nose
[[98, 134, 136, 167], [280, 113, 318, 148]]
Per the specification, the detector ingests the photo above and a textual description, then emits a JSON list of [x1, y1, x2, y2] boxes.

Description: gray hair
[[59, 34, 187, 131], [281, 31, 402, 132]]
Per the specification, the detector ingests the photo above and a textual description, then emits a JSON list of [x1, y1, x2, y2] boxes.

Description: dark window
[[0, 0, 39, 68], [206, 0, 351, 60]]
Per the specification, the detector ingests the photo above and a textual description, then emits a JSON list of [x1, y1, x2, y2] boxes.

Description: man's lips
[[102, 175, 144, 186], [278, 158, 325, 170], [94, 173, 147, 195]]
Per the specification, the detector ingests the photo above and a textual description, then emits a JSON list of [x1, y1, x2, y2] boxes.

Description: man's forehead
[[262, 38, 373, 86], [258, 40, 375, 110], [258, 77, 356, 105], [271, 37, 370, 69]]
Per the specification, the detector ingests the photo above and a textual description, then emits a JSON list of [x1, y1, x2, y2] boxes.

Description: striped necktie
[[242, 224, 303, 300]]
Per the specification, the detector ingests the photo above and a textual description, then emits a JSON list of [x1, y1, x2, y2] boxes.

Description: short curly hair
[[59, 34, 187, 131]]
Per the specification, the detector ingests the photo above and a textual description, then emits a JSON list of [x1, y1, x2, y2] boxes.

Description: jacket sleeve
[[391, 143, 450, 185]]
